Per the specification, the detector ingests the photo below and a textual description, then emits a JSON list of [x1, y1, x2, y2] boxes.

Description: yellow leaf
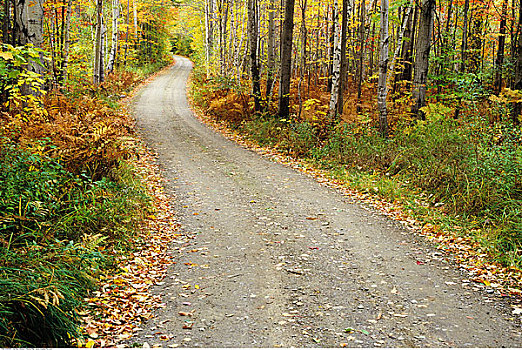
[[194, 284, 200, 289], [0, 51, 13, 60], [86, 340, 96, 348]]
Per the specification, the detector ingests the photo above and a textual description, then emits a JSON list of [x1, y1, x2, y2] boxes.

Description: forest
[[180, 0, 522, 275], [0, 0, 175, 346], [1, 0, 522, 347]]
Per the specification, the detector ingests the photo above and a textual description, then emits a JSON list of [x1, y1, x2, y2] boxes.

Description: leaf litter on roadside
[[79, 146, 182, 347]]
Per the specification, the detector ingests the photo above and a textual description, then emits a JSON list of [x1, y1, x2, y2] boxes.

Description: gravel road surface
[[131, 56, 521, 347]]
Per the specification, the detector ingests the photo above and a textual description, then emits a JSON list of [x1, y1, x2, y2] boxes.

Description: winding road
[[131, 56, 521, 347]]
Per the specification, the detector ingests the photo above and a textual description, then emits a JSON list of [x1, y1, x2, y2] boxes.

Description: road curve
[[131, 56, 521, 347]]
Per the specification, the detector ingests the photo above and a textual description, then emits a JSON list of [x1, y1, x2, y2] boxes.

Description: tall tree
[[511, 0, 522, 124], [411, 0, 436, 119], [204, 0, 214, 77], [107, 0, 120, 74], [460, 0, 469, 72], [356, 0, 366, 114], [336, 0, 349, 116], [248, 0, 261, 111], [265, 0, 276, 105], [13, 0, 45, 75], [377, 0, 389, 137], [278, 0, 296, 118], [495, 0, 508, 93], [93, 0, 104, 84], [328, 0, 341, 118]]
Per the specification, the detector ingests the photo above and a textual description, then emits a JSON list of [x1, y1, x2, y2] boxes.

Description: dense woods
[[0, 0, 175, 346], [182, 0, 522, 273], [2, 0, 522, 346]]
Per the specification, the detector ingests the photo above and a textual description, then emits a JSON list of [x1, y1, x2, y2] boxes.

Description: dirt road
[[131, 56, 521, 347]]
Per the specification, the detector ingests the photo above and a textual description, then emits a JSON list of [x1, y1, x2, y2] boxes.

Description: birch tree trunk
[[377, 0, 389, 137], [355, 0, 366, 113], [336, 0, 349, 116], [13, 0, 45, 74], [328, 0, 341, 119], [248, 0, 261, 111], [265, 0, 276, 105], [93, 0, 104, 84], [107, 0, 120, 73], [278, 0, 296, 118], [388, 5, 411, 82], [204, 0, 214, 77], [411, 0, 435, 119], [60, 0, 73, 84], [297, 0, 307, 119], [123, 0, 130, 67]]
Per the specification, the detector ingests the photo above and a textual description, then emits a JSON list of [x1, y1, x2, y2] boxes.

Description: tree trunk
[[93, 0, 104, 84], [13, 0, 45, 80], [397, 4, 417, 85], [59, 0, 73, 85], [265, 0, 276, 105], [328, 0, 341, 118], [3, 0, 10, 44], [278, 0, 296, 118], [495, 0, 507, 93], [336, 0, 349, 116], [511, 0, 522, 124], [107, 0, 120, 74], [460, 0, 469, 72], [378, 0, 389, 137], [327, 4, 335, 93], [389, 5, 412, 82], [356, 0, 366, 114], [123, 0, 130, 67], [411, 0, 435, 119], [204, 0, 214, 77], [297, 0, 307, 119], [248, 0, 261, 112]]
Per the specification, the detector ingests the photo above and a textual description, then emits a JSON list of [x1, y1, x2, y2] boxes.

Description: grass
[[0, 141, 150, 347]]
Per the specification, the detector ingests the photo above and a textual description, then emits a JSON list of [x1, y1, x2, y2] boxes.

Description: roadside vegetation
[[1, 0, 174, 346], [191, 70, 522, 270], [180, 0, 522, 283]]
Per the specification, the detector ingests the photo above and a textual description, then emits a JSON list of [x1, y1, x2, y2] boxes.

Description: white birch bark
[[328, 0, 341, 119], [388, 5, 412, 83], [377, 0, 389, 137], [93, 0, 104, 84], [107, 0, 120, 73]]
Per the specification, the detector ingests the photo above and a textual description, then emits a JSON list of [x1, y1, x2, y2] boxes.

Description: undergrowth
[[191, 68, 522, 270], [0, 64, 157, 346]]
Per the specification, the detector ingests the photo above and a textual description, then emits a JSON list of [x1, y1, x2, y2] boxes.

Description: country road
[[131, 56, 521, 347]]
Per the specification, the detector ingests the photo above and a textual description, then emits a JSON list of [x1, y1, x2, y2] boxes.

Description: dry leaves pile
[[80, 147, 181, 347], [188, 96, 522, 316]]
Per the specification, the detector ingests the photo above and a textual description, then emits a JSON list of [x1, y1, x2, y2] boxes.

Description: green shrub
[[0, 142, 149, 347]]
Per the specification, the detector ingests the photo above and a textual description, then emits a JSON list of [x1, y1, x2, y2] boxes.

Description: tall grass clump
[[0, 140, 149, 347]]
